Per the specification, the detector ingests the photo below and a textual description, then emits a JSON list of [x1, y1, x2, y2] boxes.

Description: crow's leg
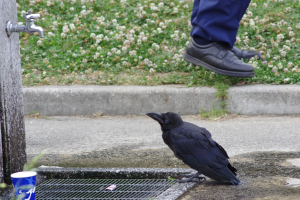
[[177, 172, 206, 183]]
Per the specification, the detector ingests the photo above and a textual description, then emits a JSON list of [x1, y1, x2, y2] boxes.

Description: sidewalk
[[23, 84, 300, 116]]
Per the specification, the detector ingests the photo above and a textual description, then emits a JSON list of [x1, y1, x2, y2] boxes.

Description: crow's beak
[[146, 112, 164, 124]]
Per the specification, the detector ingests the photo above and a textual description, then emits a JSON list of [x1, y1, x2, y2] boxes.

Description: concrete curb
[[23, 84, 300, 116]]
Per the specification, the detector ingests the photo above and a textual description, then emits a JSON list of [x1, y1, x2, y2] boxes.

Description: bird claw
[[177, 173, 206, 183]]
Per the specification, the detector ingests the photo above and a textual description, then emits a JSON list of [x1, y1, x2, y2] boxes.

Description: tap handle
[[23, 12, 41, 21]]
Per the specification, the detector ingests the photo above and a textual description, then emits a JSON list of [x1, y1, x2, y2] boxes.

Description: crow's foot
[[177, 172, 206, 183]]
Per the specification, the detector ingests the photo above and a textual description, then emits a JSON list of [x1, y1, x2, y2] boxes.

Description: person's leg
[[190, 0, 251, 48], [190, 0, 261, 60], [183, 0, 256, 78]]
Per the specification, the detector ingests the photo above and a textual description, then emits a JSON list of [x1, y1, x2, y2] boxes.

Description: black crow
[[146, 112, 240, 185]]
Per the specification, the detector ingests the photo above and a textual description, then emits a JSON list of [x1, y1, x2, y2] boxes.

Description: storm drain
[[35, 179, 176, 199]]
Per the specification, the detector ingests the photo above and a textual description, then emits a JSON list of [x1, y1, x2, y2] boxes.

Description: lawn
[[17, 0, 300, 86]]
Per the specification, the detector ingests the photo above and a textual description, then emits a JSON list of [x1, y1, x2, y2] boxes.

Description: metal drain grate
[[36, 179, 176, 199]]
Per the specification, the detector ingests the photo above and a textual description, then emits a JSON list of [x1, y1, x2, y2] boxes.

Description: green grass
[[199, 107, 229, 120], [17, 0, 300, 86]]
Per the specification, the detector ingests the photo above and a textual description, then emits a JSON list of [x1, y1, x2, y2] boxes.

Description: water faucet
[[6, 11, 44, 38]]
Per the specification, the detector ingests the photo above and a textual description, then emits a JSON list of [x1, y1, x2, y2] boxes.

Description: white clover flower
[[272, 66, 278, 73], [277, 34, 284, 40], [289, 31, 295, 37], [43, 58, 49, 64], [69, 24, 76, 31], [157, 28, 163, 34], [82, 58, 87, 63], [173, 7, 179, 13], [296, 23, 300, 29], [247, 11, 253, 17], [251, 3, 257, 8], [112, 19, 117, 24], [122, 46, 127, 52], [249, 19, 255, 27], [53, 21, 58, 26], [281, 50, 286, 57], [159, 22, 164, 27], [152, 43, 160, 50], [47, 32, 55, 37], [123, 40, 130, 46], [142, 37, 147, 42], [61, 33, 66, 38], [283, 45, 291, 51], [129, 50, 137, 56], [263, 3, 268, 7], [93, 52, 100, 60], [72, 53, 77, 57], [70, 7, 74, 11], [80, 50, 86, 55], [270, 23, 276, 28], [80, 9, 87, 17], [119, 26, 126, 32], [183, 4, 188, 8], [149, 68, 156, 73], [21, 10, 27, 16], [37, 40, 42, 46], [116, 50, 121, 55], [63, 25, 70, 33], [60, 2, 65, 8], [97, 47, 102, 51], [284, 78, 290, 83], [104, 36, 109, 41], [90, 33, 96, 38], [129, 29, 135, 34], [111, 48, 117, 54], [107, 52, 112, 56], [158, 2, 164, 7], [95, 34, 103, 43], [287, 62, 293, 68]]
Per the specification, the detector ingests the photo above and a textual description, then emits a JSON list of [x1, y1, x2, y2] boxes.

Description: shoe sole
[[183, 51, 254, 78]]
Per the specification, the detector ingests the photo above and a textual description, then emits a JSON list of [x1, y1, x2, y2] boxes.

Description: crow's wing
[[170, 123, 239, 184]]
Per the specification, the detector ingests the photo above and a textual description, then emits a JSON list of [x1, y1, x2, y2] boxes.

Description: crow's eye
[[164, 120, 168, 123]]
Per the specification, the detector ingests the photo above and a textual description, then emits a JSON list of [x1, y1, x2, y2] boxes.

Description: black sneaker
[[183, 38, 255, 78]]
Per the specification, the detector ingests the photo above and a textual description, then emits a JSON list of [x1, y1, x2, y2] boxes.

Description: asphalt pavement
[[25, 114, 300, 168]]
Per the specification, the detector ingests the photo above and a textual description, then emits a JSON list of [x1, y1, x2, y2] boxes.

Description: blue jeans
[[190, 0, 251, 48]]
